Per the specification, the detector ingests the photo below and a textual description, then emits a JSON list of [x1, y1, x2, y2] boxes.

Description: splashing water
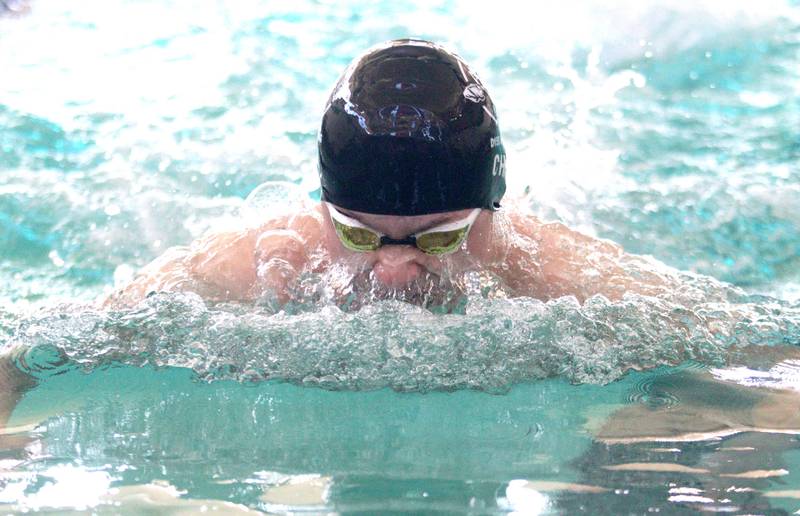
[[5, 281, 799, 391]]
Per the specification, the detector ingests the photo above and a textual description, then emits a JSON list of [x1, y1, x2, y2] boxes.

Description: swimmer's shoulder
[[504, 207, 578, 242], [251, 204, 324, 238], [103, 206, 323, 308], [190, 205, 322, 251], [254, 205, 326, 263], [176, 207, 318, 298], [506, 208, 624, 257], [502, 206, 546, 241]]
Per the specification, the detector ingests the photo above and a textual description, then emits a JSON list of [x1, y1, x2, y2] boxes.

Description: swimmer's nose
[[372, 245, 424, 287]]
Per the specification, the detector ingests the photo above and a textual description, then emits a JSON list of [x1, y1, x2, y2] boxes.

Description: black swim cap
[[318, 39, 506, 216]]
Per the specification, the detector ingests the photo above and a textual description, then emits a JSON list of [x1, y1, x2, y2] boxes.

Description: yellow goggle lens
[[332, 219, 381, 251], [415, 227, 469, 255]]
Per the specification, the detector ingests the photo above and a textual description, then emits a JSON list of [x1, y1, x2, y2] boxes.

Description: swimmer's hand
[[0, 351, 36, 449]]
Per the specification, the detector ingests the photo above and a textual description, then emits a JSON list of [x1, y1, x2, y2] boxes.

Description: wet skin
[[104, 202, 677, 308]]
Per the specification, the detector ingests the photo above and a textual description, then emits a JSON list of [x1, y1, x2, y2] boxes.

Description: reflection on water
[[568, 363, 800, 514], [0, 366, 596, 512], [1, 358, 800, 513]]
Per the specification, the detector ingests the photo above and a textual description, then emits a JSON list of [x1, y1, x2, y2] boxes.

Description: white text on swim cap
[[492, 153, 506, 177]]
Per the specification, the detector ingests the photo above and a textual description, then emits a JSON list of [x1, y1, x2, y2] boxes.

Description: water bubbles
[[3, 280, 797, 391], [240, 181, 308, 224]]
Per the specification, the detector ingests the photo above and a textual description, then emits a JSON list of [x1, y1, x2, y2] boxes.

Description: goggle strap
[[411, 208, 481, 236], [328, 202, 481, 236], [325, 202, 380, 233]]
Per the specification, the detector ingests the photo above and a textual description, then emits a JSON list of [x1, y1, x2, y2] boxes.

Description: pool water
[[2, 0, 800, 513]]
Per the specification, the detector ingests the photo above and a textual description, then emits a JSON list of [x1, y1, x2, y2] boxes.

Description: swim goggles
[[325, 202, 480, 255]]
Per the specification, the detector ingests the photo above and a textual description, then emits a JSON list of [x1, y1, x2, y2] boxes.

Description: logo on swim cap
[[318, 39, 507, 216], [463, 84, 485, 103]]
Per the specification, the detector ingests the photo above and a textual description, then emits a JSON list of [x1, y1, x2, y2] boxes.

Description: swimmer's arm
[[103, 229, 262, 308], [103, 211, 317, 308], [184, 224, 310, 303], [0, 351, 35, 444]]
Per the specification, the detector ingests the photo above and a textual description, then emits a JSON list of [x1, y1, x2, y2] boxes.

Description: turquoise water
[[2, 0, 800, 513]]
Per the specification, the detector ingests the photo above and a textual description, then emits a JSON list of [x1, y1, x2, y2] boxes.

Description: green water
[[7, 365, 800, 513], [13, 368, 602, 504]]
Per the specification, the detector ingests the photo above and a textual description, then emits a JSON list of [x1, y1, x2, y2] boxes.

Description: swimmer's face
[[322, 203, 494, 288]]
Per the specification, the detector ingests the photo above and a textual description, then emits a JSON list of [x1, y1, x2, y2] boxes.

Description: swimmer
[[104, 39, 684, 310], [1, 38, 688, 447], [2, 42, 799, 496]]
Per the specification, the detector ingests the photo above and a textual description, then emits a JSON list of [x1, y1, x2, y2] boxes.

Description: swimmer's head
[[318, 39, 506, 216]]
